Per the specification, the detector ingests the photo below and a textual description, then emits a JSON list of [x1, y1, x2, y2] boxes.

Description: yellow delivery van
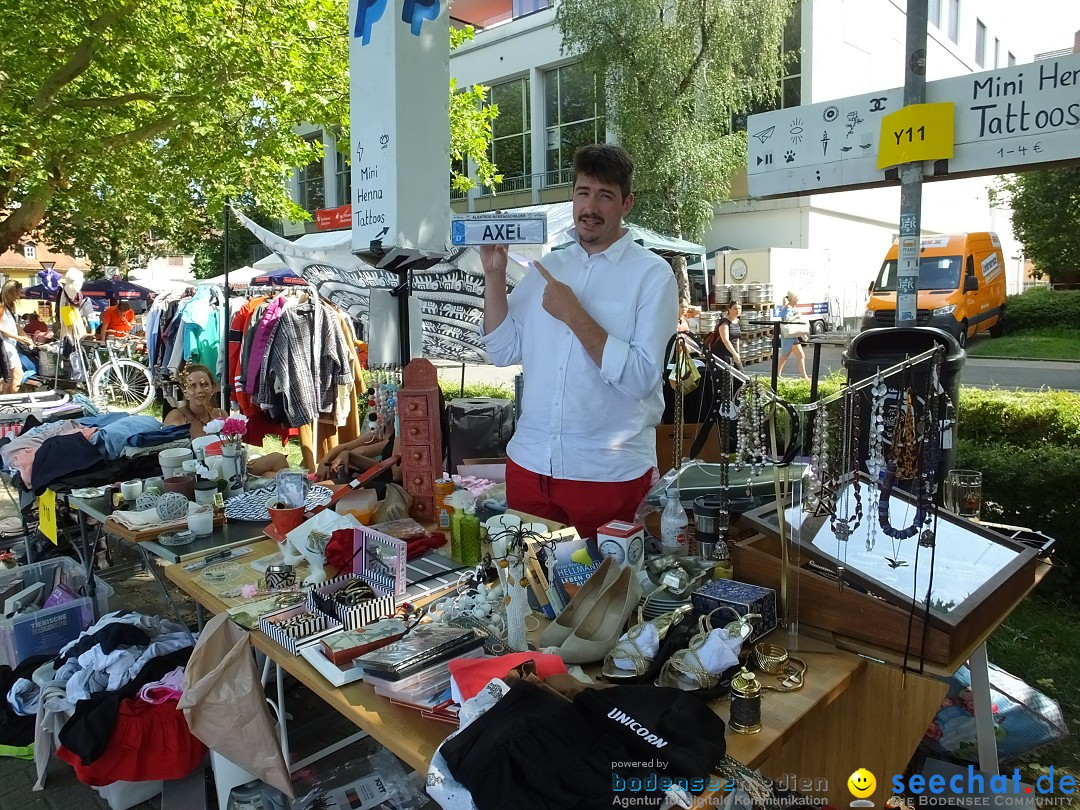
[[861, 232, 1006, 348]]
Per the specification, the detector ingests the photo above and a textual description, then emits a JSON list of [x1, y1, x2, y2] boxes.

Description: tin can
[[434, 477, 456, 531], [729, 668, 762, 734]]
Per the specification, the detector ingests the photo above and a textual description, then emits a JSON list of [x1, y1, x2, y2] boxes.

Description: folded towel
[[108, 508, 174, 530]]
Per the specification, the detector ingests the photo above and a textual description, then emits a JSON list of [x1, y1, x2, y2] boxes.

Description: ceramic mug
[[120, 480, 143, 501], [187, 503, 214, 537], [144, 476, 165, 495], [182, 459, 200, 475]]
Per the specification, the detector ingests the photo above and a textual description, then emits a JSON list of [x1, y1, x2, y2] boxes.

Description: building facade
[[287, 0, 1037, 312]]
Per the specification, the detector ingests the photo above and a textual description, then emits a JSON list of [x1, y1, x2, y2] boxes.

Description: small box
[[691, 579, 777, 643], [319, 619, 408, 666], [308, 573, 397, 631], [260, 604, 341, 655], [596, 521, 645, 570]]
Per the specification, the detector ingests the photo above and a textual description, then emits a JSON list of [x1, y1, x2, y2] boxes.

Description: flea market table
[[162, 538, 960, 805]]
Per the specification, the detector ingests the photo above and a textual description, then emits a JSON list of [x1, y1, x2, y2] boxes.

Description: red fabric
[[449, 653, 568, 702], [324, 528, 360, 572], [56, 698, 207, 787], [406, 533, 446, 559], [505, 457, 655, 542]]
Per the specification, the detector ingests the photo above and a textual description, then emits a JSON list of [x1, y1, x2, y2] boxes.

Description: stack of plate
[[637, 591, 692, 621]]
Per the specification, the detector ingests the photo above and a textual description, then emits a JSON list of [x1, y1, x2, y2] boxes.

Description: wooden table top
[[163, 539, 865, 774]]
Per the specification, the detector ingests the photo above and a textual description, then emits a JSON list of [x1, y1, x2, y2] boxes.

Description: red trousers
[[505, 458, 655, 541]]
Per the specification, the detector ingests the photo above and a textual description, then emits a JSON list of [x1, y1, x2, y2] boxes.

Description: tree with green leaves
[[0, 1, 499, 262], [993, 169, 1080, 284], [557, 0, 796, 241]]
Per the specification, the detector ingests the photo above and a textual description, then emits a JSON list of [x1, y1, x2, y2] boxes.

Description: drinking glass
[[944, 469, 982, 519]]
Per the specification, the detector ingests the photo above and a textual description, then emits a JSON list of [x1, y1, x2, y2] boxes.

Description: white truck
[[713, 247, 835, 334]]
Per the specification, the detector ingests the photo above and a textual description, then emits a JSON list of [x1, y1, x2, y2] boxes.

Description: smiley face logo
[[848, 768, 877, 799]]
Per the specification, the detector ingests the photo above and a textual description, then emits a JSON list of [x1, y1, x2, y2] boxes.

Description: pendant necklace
[[878, 352, 944, 566], [829, 389, 863, 590], [866, 372, 888, 552], [808, 397, 832, 517]]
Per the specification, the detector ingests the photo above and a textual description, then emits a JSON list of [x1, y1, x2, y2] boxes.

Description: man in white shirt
[[480, 144, 678, 541]]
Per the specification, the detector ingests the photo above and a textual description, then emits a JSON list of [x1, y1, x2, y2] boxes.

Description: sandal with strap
[[601, 588, 692, 681], [655, 607, 760, 692]]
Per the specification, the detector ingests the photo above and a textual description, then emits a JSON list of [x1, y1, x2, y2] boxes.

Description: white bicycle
[[36, 338, 155, 414]]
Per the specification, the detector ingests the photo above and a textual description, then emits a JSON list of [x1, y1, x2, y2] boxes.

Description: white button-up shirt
[[481, 228, 678, 482]]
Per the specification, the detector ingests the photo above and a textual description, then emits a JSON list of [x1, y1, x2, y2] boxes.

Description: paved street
[[441, 333, 1080, 394]]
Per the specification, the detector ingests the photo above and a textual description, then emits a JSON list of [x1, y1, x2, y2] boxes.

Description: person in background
[[98, 299, 135, 340], [0, 281, 31, 393], [704, 300, 743, 368], [777, 291, 809, 379], [479, 143, 678, 541], [164, 363, 288, 475], [22, 312, 51, 341]]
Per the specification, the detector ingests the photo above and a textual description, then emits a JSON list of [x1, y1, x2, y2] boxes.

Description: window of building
[[781, 5, 802, 109], [512, 0, 550, 18], [168, 255, 184, 267], [544, 63, 606, 185], [297, 134, 326, 213], [1008, 51, 1016, 66], [994, 37, 1000, 68], [335, 149, 351, 207], [928, 0, 941, 28], [22, 243, 36, 259], [730, 2, 802, 132], [489, 77, 531, 191], [975, 19, 987, 67], [948, 0, 960, 43]]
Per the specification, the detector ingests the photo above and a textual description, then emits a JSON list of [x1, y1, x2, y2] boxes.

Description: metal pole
[[896, 0, 929, 327], [222, 196, 231, 411]]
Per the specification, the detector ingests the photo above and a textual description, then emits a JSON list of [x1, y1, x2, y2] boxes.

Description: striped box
[[308, 573, 396, 630], [259, 604, 341, 655]]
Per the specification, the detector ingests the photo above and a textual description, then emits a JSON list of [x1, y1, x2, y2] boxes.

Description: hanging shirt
[[481, 228, 678, 482]]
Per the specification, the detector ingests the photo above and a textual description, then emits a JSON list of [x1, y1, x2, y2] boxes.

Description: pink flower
[[221, 416, 249, 438]]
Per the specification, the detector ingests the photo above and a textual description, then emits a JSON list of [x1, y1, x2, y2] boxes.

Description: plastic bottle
[[660, 487, 689, 556]]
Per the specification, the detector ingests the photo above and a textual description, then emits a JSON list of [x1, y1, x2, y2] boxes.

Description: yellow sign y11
[[878, 102, 955, 169]]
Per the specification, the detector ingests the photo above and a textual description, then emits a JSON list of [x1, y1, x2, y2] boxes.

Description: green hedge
[[438, 381, 513, 401], [958, 387, 1080, 448], [955, 439, 1078, 591], [1003, 287, 1080, 334]]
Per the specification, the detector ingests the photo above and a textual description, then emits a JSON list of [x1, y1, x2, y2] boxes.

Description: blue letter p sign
[[402, 0, 440, 36], [354, 0, 387, 45]]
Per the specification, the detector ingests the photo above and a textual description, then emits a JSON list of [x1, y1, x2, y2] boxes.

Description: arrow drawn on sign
[[752, 126, 776, 144], [375, 227, 389, 240]]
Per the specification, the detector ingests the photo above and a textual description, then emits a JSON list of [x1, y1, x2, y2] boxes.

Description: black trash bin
[[842, 327, 965, 498]]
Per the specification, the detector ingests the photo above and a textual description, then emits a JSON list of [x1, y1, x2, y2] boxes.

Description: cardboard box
[[458, 457, 507, 482], [597, 520, 645, 570], [691, 579, 777, 643]]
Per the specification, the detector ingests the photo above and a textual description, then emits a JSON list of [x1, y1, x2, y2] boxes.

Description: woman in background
[[777, 291, 809, 379], [0, 281, 31, 394], [704, 300, 743, 368]]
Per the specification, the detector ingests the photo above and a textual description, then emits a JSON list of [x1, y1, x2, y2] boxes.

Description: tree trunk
[[0, 184, 53, 254], [672, 255, 690, 311]]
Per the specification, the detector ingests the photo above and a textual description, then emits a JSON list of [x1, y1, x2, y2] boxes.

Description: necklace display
[[806, 398, 831, 516], [828, 389, 863, 590], [865, 373, 887, 553], [735, 378, 767, 489], [876, 351, 945, 567]]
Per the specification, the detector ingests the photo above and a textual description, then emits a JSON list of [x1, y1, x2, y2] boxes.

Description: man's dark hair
[[117, 300, 132, 312], [572, 144, 634, 199]]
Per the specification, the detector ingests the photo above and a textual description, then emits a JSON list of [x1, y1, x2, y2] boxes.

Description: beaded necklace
[[876, 350, 945, 567]]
